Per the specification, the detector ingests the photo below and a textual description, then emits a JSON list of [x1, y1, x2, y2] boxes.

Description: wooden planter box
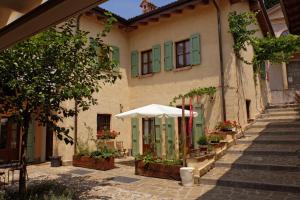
[[73, 155, 114, 170], [211, 131, 237, 142], [135, 160, 181, 181]]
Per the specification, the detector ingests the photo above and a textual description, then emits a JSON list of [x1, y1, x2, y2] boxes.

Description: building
[[267, 3, 300, 104], [0, 0, 273, 164]]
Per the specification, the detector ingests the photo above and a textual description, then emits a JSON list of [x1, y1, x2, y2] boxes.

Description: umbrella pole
[[182, 97, 187, 167]]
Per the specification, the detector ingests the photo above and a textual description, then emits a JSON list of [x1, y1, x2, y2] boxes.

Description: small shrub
[[197, 135, 208, 146], [208, 135, 223, 143]]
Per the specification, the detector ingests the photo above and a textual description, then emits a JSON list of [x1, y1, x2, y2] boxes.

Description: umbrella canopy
[[115, 104, 198, 119]]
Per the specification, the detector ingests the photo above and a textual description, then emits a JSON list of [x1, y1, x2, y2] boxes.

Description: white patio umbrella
[[115, 104, 197, 119]]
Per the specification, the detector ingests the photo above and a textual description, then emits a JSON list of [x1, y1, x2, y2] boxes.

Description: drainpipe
[[74, 14, 83, 154], [212, 0, 227, 121]]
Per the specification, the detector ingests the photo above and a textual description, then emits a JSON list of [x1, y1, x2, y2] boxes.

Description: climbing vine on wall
[[228, 11, 300, 75], [169, 86, 217, 106]]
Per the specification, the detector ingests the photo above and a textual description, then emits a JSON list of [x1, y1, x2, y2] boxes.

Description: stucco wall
[[57, 15, 131, 161], [57, 0, 271, 160]]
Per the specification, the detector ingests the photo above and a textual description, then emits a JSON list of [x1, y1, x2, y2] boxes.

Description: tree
[[0, 14, 119, 193]]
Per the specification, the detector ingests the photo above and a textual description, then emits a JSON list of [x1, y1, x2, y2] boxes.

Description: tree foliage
[[0, 12, 119, 193], [228, 11, 300, 75], [0, 15, 119, 143]]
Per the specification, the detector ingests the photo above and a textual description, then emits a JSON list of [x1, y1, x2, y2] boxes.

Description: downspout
[[212, 0, 227, 121], [74, 14, 83, 154]]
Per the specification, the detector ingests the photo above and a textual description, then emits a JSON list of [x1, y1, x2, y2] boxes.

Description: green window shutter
[[190, 34, 201, 65], [131, 50, 139, 78], [131, 118, 139, 156], [27, 119, 35, 162], [193, 103, 204, 149], [166, 118, 175, 159], [152, 44, 161, 73], [154, 118, 162, 157], [164, 41, 173, 71], [112, 46, 120, 65]]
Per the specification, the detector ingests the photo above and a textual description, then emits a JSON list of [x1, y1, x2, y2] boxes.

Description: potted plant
[[215, 120, 240, 132], [208, 135, 223, 144], [197, 135, 209, 152], [96, 129, 119, 140]]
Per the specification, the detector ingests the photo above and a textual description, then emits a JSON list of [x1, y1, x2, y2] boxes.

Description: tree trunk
[[19, 112, 30, 194], [182, 98, 186, 167]]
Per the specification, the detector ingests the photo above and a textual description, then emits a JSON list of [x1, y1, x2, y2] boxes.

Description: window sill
[[173, 66, 192, 72], [139, 73, 154, 78]]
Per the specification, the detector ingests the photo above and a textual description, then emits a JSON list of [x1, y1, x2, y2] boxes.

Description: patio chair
[[116, 141, 126, 158], [7, 160, 29, 185], [105, 141, 115, 150]]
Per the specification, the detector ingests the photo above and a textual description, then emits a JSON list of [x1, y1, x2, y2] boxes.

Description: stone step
[[268, 103, 300, 109], [215, 153, 300, 171], [227, 143, 300, 156], [261, 112, 300, 117], [196, 185, 300, 199], [200, 167, 300, 193], [238, 134, 300, 144], [250, 121, 300, 129], [245, 129, 300, 135], [215, 162, 300, 171], [257, 118, 300, 122], [266, 108, 300, 113]]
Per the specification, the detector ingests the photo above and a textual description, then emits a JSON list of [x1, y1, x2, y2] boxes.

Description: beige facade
[[57, 0, 271, 162]]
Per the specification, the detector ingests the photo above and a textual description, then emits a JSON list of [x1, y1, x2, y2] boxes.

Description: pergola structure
[[281, 0, 300, 35]]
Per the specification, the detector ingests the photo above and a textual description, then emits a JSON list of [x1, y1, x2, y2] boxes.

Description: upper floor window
[[97, 114, 111, 132], [141, 50, 153, 75], [176, 39, 190, 68]]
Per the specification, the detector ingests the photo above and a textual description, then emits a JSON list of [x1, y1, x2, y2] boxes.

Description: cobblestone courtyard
[[1, 157, 297, 200]]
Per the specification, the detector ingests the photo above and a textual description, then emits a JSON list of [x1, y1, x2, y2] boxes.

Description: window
[[176, 39, 190, 68], [142, 118, 155, 153], [97, 114, 111, 131], [287, 61, 300, 89], [141, 50, 153, 75]]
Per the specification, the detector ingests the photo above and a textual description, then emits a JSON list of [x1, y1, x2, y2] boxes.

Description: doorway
[[45, 126, 53, 161], [177, 105, 193, 154], [0, 117, 20, 163], [246, 100, 251, 122], [142, 118, 155, 154]]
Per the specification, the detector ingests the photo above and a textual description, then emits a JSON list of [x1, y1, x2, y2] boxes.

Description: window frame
[[141, 49, 153, 75], [175, 39, 191, 68], [97, 114, 111, 132]]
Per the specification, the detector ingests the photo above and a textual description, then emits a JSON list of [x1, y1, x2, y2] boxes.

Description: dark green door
[[154, 118, 162, 157], [166, 118, 175, 159], [131, 118, 139, 156], [193, 103, 204, 149]]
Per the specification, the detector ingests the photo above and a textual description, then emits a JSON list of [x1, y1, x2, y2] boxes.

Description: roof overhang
[[280, 0, 300, 35], [0, 0, 107, 51]]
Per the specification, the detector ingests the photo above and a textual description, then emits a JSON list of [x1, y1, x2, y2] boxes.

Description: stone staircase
[[199, 104, 300, 195]]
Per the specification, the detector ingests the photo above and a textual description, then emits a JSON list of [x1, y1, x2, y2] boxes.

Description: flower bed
[[135, 160, 181, 181], [73, 155, 114, 170]]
